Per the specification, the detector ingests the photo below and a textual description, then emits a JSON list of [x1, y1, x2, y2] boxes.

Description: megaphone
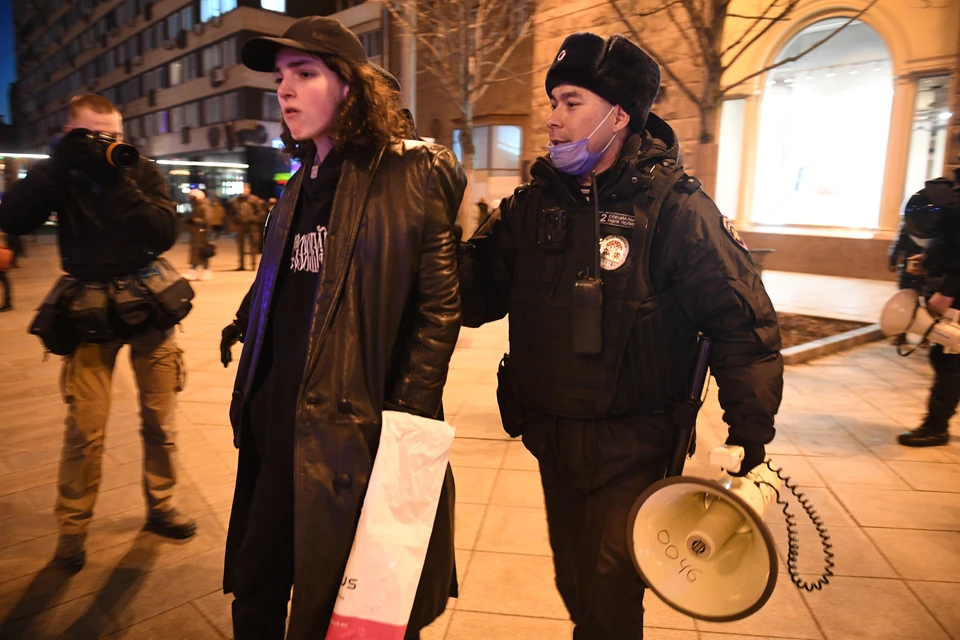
[[880, 289, 960, 352], [627, 446, 781, 622]]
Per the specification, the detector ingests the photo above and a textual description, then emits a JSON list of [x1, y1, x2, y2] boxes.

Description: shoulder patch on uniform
[[721, 215, 748, 252], [674, 174, 701, 194]]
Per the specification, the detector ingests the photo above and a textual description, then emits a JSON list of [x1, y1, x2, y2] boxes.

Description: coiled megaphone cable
[[896, 297, 940, 357], [761, 460, 835, 591]]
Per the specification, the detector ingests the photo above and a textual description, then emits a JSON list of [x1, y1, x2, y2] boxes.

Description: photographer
[[0, 94, 197, 573], [897, 172, 960, 447]]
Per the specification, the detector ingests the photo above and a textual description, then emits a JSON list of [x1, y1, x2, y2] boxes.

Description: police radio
[[572, 172, 603, 355]]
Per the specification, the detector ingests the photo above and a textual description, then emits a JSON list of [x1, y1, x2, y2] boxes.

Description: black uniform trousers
[[926, 344, 960, 432], [521, 409, 674, 640]]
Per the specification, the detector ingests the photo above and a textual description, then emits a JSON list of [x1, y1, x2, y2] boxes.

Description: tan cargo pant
[[56, 329, 185, 534]]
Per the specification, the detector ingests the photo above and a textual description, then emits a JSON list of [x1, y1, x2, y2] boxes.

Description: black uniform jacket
[[461, 114, 783, 446]]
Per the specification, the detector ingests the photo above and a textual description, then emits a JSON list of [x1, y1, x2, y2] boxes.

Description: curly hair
[[278, 55, 408, 162]]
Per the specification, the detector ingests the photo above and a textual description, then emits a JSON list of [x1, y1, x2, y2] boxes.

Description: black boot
[[898, 425, 949, 447], [899, 396, 953, 446]]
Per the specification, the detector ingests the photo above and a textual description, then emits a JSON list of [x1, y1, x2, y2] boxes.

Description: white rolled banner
[[325, 410, 456, 640]]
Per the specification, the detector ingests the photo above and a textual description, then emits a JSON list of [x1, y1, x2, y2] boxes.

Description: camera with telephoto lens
[[59, 128, 140, 169]]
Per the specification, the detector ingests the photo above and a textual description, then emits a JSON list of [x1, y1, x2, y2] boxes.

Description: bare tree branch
[[722, 0, 882, 95], [678, 0, 712, 59], [383, 1, 463, 108], [633, 0, 688, 18], [665, 2, 700, 62], [474, 17, 532, 104], [726, 12, 789, 20], [722, 0, 800, 72], [479, 59, 555, 87], [608, 0, 702, 109], [720, 0, 782, 58]]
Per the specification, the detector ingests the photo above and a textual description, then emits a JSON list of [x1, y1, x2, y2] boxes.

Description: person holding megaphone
[[888, 172, 960, 448], [457, 31, 783, 639]]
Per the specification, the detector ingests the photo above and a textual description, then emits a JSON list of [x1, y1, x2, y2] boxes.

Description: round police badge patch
[[599, 235, 630, 271], [722, 216, 748, 252]]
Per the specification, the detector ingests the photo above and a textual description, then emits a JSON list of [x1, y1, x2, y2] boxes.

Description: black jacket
[[461, 114, 783, 446], [224, 140, 465, 637], [0, 157, 178, 281]]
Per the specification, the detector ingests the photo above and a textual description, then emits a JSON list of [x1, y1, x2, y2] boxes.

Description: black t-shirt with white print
[[247, 149, 343, 468]]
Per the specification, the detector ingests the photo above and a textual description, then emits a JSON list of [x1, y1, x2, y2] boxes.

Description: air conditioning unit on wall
[[210, 67, 226, 87]]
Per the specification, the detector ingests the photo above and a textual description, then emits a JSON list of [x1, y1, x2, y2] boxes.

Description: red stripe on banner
[[325, 614, 407, 640]]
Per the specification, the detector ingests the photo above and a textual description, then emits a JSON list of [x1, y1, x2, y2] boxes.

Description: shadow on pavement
[[0, 531, 161, 639]]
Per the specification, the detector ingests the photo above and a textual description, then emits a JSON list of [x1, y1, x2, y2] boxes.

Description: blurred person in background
[[186, 188, 214, 281], [0, 229, 12, 311], [231, 183, 266, 270]]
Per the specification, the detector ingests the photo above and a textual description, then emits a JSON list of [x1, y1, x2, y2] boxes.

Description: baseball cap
[[242, 16, 367, 72]]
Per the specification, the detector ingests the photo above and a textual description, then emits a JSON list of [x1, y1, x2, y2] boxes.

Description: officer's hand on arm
[[459, 199, 516, 327]]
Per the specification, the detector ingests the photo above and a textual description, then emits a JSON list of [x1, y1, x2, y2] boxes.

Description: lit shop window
[[452, 125, 522, 177], [752, 19, 893, 229]]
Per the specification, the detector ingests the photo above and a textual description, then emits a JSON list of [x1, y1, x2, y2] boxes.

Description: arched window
[[752, 19, 893, 228]]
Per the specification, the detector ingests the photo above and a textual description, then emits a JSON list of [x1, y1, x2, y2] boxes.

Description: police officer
[[897, 172, 960, 447], [458, 33, 783, 638]]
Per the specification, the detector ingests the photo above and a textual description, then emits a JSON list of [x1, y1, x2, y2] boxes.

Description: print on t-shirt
[[290, 225, 327, 273]]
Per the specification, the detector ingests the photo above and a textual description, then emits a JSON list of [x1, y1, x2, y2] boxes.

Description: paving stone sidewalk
[[0, 240, 957, 639]]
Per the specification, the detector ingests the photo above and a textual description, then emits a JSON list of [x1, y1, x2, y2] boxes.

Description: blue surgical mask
[[547, 107, 617, 176]]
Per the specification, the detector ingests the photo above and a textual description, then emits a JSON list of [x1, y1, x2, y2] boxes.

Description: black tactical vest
[[507, 162, 701, 419]]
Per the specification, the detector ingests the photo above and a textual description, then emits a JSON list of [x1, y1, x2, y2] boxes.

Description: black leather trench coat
[[224, 140, 466, 638]]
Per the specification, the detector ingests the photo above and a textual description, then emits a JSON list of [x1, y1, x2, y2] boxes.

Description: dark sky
[[0, 0, 14, 123]]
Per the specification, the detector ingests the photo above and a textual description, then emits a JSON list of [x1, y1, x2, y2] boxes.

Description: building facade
[[11, 0, 405, 207]]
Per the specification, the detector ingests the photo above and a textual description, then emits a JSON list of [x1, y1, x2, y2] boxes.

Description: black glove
[[53, 129, 122, 185], [52, 130, 97, 177], [220, 322, 243, 367], [725, 434, 766, 477]]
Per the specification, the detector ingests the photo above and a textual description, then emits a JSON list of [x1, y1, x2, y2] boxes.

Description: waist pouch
[[29, 276, 82, 356], [113, 258, 195, 331], [70, 282, 112, 342]]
